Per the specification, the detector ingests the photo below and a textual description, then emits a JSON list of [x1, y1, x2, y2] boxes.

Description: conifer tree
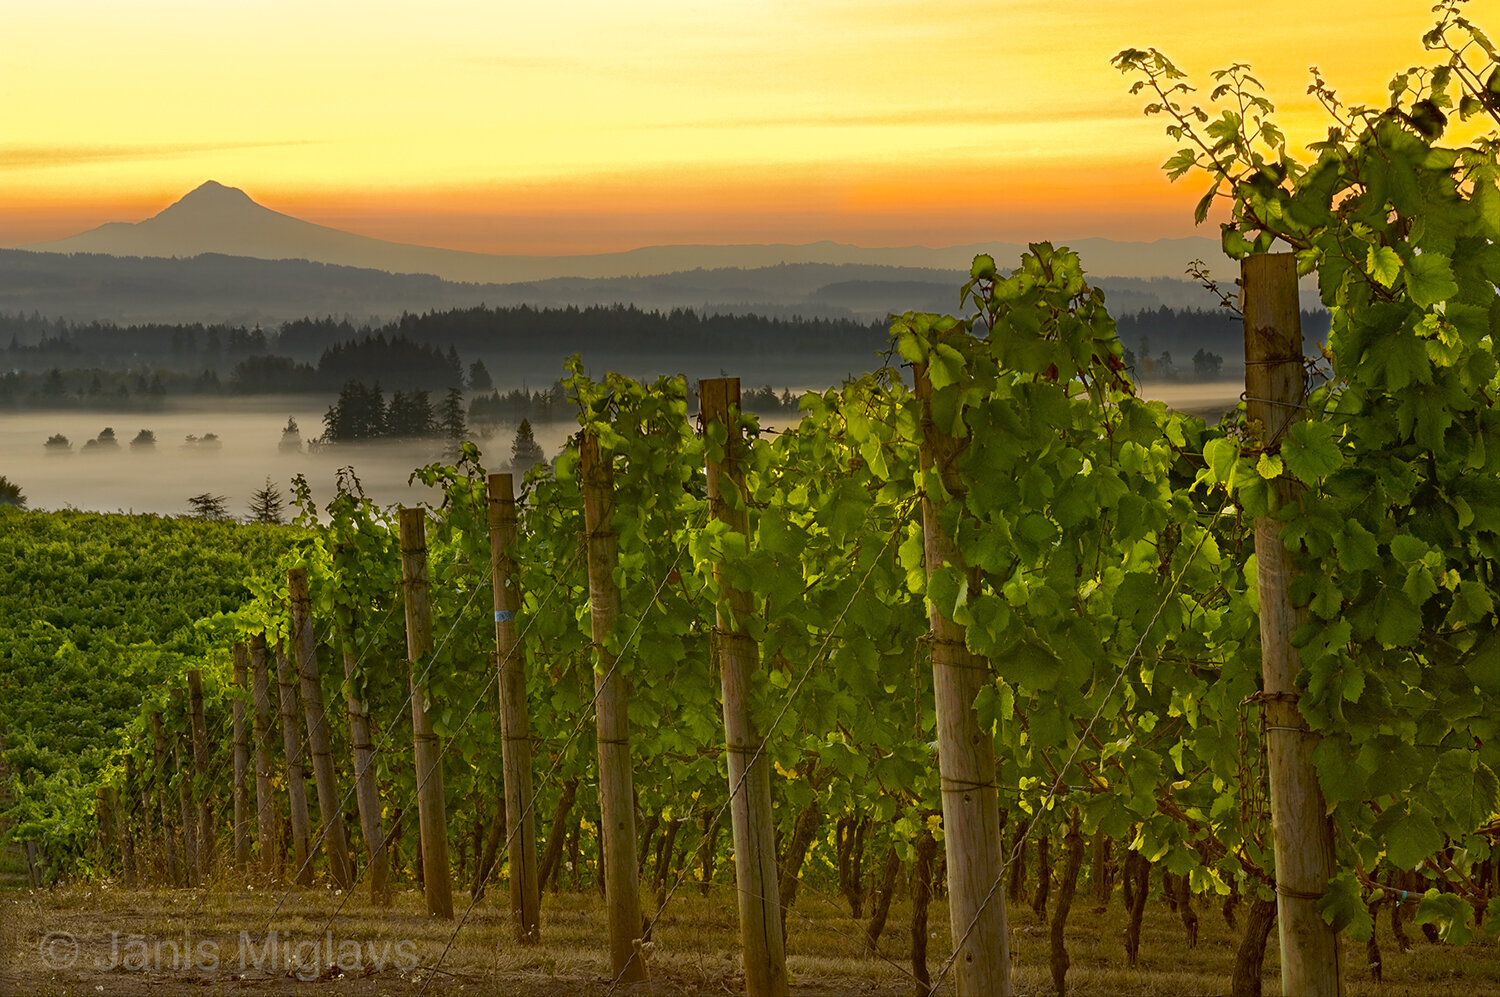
[[510, 418, 545, 473], [439, 387, 467, 440], [0, 475, 25, 509], [279, 417, 302, 452], [467, 359, 493, 391], [186, 493, 230, 520], [248, 478, 284, 524]]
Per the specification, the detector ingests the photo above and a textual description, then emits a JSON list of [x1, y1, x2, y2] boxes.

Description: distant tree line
[[1, 302, 880, 416], [1114, 305, 1331, 378], [378, 303, 886, 358], [320, 381, 467, 443], [227, 334, 465, 393], [0, 367, 183, 411], [467, 382, 571, 424], [2, 303, 886, 376], [3, 313, 271, 370]]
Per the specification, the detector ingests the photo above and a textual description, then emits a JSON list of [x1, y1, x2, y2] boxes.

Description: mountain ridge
[[0, 246, 1240, 328], [25, 181, 1230, 284]]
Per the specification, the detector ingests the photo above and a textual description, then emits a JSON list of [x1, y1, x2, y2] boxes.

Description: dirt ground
[[4, 879, 1500, 997]]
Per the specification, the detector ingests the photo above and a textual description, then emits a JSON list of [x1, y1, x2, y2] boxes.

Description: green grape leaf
[[1282, 421, 1342, 485], [1373, 589, 1423, 647], [1431, 751, 1500, 832], [1336, 520, 1380, 573], [1403, 252, 1460, 309], [1319, 871, 1374, 940], [1202, 437, 1241, 485], [926, 343, 965, 390], [1384, 804, 1444, 869], [1416, 891, 1474, 945], [1388, 534, 1431, 563], [1366, 245, 1403, 288]]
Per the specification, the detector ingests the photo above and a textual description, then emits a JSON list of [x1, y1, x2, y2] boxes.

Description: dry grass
[[2, 878, 1498, 996]]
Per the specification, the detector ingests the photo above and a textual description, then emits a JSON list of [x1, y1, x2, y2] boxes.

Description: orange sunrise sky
[[0, 1, 1451, 255]]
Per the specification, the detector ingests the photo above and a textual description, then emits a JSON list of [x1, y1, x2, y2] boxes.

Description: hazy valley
[[0, 181, 1280, 516]]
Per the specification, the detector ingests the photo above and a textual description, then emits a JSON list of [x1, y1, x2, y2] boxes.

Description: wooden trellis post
[[172, 688, 200, 886], [289, 567, 354, 890], [699, 377, 789, 997], [250, 634, 279, 879], [274, 644, 315, 886], [914, 357, 1012, 997], [333, 544, 391, 905], [187, 670, 213, 882], [149, 712, 183, 887], [1242, 252, 1343, 997], [579, 433, 649, 984], [116, 787, 137, 887], [127, 754, 156, 883], [95, 786, 114, 874], [488, 472, 542, 941], [232, 642, 252, 871], [399, 506, 455, 918]]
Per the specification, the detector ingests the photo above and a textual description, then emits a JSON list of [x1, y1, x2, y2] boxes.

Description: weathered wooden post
[[175, 738, 199, 885], [187, 670, 213, 881], [579, 433, 649, 984], [149, 712, 183, 887], [111, 787, 137, 887], [399, 506, 455, 918], [915, 354, 1012, 996], [232, 642, 252, 872], [95, 786, 114, 875], [23, 841, 44, 888], [250, 634, 279, 879], [275, 644, 315, 886], [1242, 252, 1343, 997], [488, 473, 542, 941], [128, 754, 160, 882], [699, 377, 789, 997], [332, 545, 391, 905], [289, 567, 355, 891], [170, 687, 201, 886]]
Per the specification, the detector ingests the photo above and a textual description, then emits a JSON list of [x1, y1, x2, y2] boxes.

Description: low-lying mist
[[1, 396, 577, 518], [1, 381, 1242, 518]]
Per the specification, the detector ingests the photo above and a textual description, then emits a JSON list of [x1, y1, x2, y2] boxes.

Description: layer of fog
[[2, 382, 1243, 518], [1, 396, 577, 518]]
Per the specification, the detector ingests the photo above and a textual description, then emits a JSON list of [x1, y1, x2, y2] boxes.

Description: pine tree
[[248, 478, 285, 524], [323, 380, 389, 441], [0, 475, 25, 509], [439, 387, 467, 440], [510, 418, 545, 473], [186, 493, 230, 520], [467, 359, 494, 391], [445, 344, 463, 385], [279, 417, 302, 453], [388, 390, 436, 436]]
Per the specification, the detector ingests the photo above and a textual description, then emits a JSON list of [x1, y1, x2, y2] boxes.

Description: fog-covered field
[[1138, 379, 1244, 418], [1, 381, 1242, 517], [0, 396, 578, 517]]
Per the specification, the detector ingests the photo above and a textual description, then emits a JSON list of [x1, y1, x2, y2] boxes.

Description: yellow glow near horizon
[[0, 0, 1459, 253]]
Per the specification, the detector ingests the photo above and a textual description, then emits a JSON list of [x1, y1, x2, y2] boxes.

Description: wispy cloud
[[632, 104, 1114, 132], [0, 140, 320, 171]]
